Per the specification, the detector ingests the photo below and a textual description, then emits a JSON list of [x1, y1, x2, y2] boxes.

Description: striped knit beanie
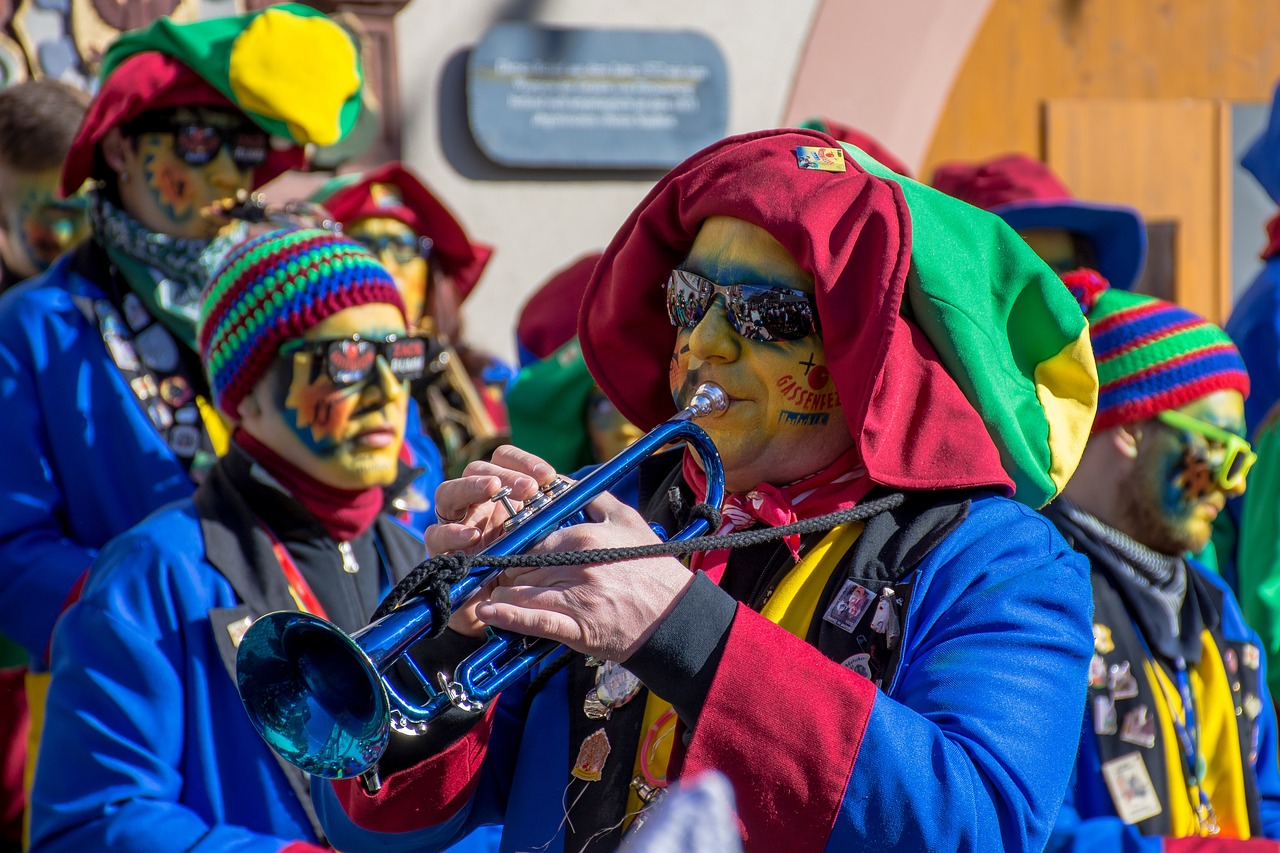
[[199, 228, 405, 418], [1064, 269, 1249, 432]]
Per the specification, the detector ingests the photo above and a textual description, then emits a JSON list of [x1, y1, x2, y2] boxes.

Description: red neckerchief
[[1262, 212, 1280, 261], [680, 445, 873, 584], [233, 429, 383, 542]]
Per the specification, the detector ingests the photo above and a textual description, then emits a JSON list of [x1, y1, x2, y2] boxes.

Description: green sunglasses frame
[[1155, 409, 1257, 490]]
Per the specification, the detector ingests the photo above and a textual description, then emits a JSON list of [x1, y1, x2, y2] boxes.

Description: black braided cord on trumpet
[[374, 491, 907, 637]]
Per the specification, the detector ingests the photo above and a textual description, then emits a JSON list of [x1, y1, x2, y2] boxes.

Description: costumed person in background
[[30, 229, 491, 852], [1041, 276, 1280, 850], [932, 154, 1243, 582], [0, 6, 438, 845], [0, 79, 90, 292], [507, 251, 641, 483], [311, 162, 509, 477], [1228, 80, 1280, 436], [0, 77, 90, 853], [931, 152, 1148, 289], [308, 128, 1099, 853]]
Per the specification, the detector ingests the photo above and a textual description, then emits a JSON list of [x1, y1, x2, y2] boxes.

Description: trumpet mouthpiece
[[688, 383, 728, 419]]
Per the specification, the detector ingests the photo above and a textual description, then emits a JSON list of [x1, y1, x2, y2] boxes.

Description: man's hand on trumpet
[[427, 444, 695, 662]]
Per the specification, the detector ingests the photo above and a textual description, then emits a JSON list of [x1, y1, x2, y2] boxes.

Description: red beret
[[60, 51, 303, 198]]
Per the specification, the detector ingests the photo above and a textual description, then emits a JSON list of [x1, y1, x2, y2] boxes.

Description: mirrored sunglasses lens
[[386, 237, 422, 264], [731, 288, 815, 342], [174, 124, 221, 165], [326, 340, 377, 385], [231, 131, 268, 169], [387, 338, 427, 380], [666, 275, 709, 329]]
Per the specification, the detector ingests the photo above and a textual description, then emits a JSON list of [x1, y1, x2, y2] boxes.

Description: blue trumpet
[[235, 383, 728, 780]]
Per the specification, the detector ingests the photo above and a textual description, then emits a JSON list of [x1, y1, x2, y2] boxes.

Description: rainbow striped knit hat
[[1065, 269, 1249, 432], [199, 228, 405, 418]]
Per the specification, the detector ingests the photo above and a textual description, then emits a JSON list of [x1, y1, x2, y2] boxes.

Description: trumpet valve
[[500, 477, 572, 531], [490, 487, 519, 520]]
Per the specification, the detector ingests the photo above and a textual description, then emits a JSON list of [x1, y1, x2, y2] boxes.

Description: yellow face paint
[[346, 216, 430, 331], [119, 107, 256, 239], [0, 164, 87, 278], [249, 302, 411, 490], [669, 216, 853, 493]]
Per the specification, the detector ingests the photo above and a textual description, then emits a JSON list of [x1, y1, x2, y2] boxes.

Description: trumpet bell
[[236, 610, 390, 779]]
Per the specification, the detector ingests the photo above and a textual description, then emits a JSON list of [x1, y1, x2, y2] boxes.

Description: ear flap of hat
[[844, 143, 1099, 507]]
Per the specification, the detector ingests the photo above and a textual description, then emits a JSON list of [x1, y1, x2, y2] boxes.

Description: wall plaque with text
[[467, 23, 728, 169]]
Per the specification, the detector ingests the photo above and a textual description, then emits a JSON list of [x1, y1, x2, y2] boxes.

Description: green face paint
[[1123, 390, 1247, 555]]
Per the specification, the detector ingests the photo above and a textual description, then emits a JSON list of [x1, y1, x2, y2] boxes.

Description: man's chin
[[321, 450, 400, 490]]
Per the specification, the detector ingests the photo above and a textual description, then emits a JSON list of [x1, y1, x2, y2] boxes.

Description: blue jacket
[[28, 451, 492, 853], [313, 492, 1094, 853], [0, 244, 443, 660]]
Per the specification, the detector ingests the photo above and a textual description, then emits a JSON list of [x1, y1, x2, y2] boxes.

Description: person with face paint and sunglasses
[[0, 6, 439, 848], [1038, 274, 1280, 851], [310, 129, 1102, 853], [311, 162, 512, 477], [27, 228, 494, 853]]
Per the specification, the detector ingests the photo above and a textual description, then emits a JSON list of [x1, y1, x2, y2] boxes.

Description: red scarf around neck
[[680, 445, 873, 584], [234, 429, 384, 542]]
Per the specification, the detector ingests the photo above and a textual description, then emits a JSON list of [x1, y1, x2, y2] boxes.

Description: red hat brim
[[60, 52, 303, 198], [320, 162, 492, 300]]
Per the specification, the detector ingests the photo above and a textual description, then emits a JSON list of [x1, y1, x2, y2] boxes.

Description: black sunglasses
[[124, 115, 269, 171], [665, 268, 820, 342], [280, 334, 428, 388], [353, 233, 433, 265]]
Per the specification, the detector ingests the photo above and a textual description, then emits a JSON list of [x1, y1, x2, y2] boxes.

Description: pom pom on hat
[[1083, 287, 1249, 432], [1061, 267, 1110, 313], [199, 228, 405, 418]]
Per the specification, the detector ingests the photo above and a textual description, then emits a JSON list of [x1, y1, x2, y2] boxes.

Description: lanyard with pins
[[1134, 629, 1219, 836]]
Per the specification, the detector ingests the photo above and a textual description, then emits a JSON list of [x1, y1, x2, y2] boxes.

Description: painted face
[[116, 107, 258, 240], [1121, 389, 1247, 555], [0, 164, 88, 279], [585, 385, 643, 463], [668, 216, 854, 493], [240, 302, 411, 490], [346, 216, 430, 331]]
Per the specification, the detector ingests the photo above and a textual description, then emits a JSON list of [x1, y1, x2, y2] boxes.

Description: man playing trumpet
[[314, 128, 1100, 853]]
